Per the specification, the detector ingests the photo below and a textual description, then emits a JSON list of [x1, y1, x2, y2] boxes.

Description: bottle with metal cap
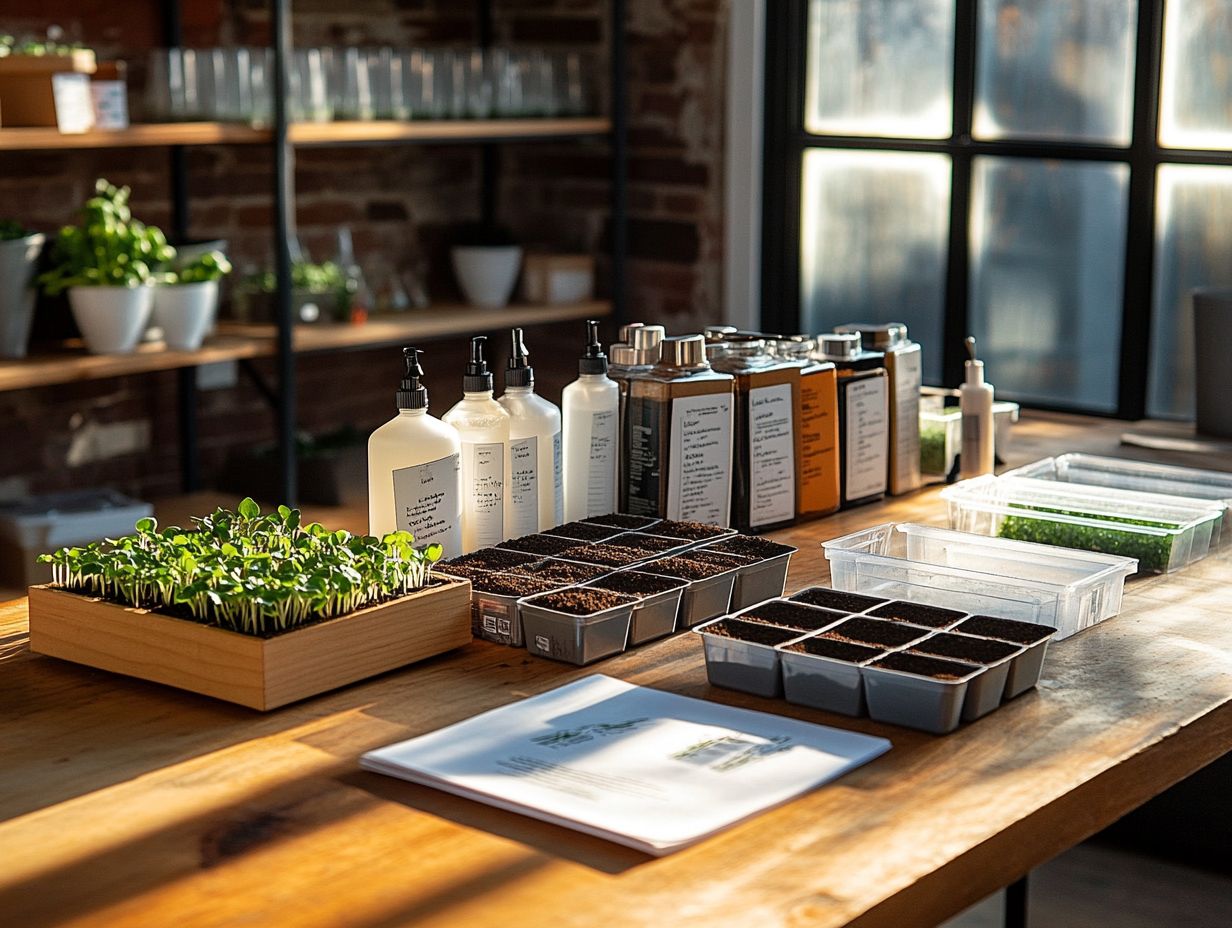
[[498, 327, 563, 533], [818, 332, 890, 508], [367, 346, 463, 555], [624, 334, 735, 524], [711, 338, 799, 531], [562, 319, 620, 521], [771, 336, 841, 520], [834, 322, 922, 495], [444, 336, 513, 552]]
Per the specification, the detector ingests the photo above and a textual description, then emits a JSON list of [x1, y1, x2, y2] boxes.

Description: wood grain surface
[[1, 412, 1228, 928]]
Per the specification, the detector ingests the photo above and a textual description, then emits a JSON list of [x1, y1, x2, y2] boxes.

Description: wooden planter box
[[27, 579, 472, 710]]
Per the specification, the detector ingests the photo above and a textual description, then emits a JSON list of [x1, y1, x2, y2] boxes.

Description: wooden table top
[[2, 413, 1229, 928]]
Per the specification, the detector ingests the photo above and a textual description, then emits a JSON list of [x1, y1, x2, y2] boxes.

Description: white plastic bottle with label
[[960, 336, 995, 479], [498, 327, 563, 533], [444, 336, 512, 553], [562, 319, 619, 520], [367, 347, 463, 556]]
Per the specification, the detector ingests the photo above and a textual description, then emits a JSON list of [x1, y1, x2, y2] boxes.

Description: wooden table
[[2, 413, 1229, 928]]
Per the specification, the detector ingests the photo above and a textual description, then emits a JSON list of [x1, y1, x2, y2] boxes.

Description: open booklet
[[360, 674, 891, 855]]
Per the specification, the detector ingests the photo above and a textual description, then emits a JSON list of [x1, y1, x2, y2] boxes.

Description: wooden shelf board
[[0, 118, 610, 152], [221, 300, 611, 354]]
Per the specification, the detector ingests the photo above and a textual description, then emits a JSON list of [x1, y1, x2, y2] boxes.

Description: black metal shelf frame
[[760, 0, 1232, 419], [157, 0, 629, 505]]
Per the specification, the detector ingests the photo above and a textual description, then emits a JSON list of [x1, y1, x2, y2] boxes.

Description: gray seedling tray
[[586, 571, 687, 645], [518, 591, 635, 665], [727, 548, 797, 611], [469, 588, 526, 647], [693, 618, 795, 697], [863, 657, 985, 734], [909, 631, 1025, 721], [776, 636, 885, 717], [954, 617, 1054, 699], [672, 566, 740, 628]]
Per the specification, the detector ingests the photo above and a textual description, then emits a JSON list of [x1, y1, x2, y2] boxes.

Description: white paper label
[[391, 452, 461, 555], [465, 441, 505, 548], [52, 73, 96, 133], [844, 376, 889, 501], [509, 436, 538, 538], [748, 383, 795, 526], [586, 409, 617, 517], [552, 430, 564, 525], [892, 347, 922, 493], [667, 393, 733, 525]]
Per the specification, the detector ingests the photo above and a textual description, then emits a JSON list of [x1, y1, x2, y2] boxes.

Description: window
[[762, 0, 1232, 418]]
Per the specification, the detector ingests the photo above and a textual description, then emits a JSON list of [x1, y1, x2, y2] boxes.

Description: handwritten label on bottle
[[552, 431, 564, 526], [587, 409, 617, 517], [509, 436, 538, 538], [843, 377, 889, 501], [466, 441, 505, 547], [667, 393, 733, 525], [798, 368, 840, 515], [391, 452, 461, 555], [892, 347, 922, 493], [748, 383, 795, 527]]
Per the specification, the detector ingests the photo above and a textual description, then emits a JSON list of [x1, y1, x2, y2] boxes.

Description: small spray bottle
[[959, 336, 995, 479]]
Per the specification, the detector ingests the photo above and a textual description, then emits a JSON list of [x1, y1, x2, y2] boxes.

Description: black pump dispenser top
[[463, 336, 494, 393], [505, 327, 533, 388], [396, 347, 429, 410], [578, 319, 608, 375]]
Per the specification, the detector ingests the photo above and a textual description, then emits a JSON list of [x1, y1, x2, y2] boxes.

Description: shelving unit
[[1, 0, 628, 506]]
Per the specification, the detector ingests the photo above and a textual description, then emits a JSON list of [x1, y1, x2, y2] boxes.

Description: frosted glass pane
[[801, 149, 950, 382], [969, 157, 1128, 411], [1160, 0, 1232, 149], [805, 0, 954, 139], [1148, 165, 1232, 419], [973, 0, 1136, 144]]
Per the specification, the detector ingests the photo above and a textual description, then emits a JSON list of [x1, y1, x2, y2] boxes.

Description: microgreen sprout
[[38, 498, 445, 636]]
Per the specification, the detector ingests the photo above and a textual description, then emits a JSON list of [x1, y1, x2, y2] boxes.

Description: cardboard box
[[0, 50, 97, 129]]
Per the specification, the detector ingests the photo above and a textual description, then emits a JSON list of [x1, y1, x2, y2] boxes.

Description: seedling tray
[[518, 589, 637, 665], [954, 615, 1054, 698], [822, 521, 1138, 638], [586, 570, 687, 645], [693, 617, 801, 697], [909, 632, 1024, 721], [862, 652, 985, 734], [776, 635, 885, 716], [698, 539, 797, 611]]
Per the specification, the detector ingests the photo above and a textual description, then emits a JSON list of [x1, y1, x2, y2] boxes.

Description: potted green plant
[[152, 249, 232, 351], [0, 219, 45, 359], [233, 260, 348, 324], [38, 179, 175, 355], [451, 223, 523, 308], [28, 498, 472, 709]]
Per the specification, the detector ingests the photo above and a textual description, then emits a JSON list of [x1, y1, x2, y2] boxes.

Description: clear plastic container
[[919, 401, 1020, 478], [941, 476, 1225, 575], [822, 521, 1139, 638]]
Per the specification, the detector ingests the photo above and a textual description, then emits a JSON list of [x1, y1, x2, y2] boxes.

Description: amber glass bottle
[[772, 336, 840, 520]]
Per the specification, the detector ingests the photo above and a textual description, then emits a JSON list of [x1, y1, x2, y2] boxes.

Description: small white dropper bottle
[[959, 336, 995, 479]]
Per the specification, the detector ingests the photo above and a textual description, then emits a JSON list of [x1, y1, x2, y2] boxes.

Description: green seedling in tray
[[997, 504, 1181, 573], [38, 498, 443, 637], [920, 424, 949, 475]]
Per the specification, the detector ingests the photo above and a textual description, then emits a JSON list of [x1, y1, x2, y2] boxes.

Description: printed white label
[[509, 436, 538, 538], [748, 383, 795, 526], [667, 393, 733, 525], [391, 452, 462, 555], [844, 377, 889, 501], [892, 347, 922, 492], [465, 441, 505, 548], [552, 430, 564, 526], [586, 409, 617, 517]]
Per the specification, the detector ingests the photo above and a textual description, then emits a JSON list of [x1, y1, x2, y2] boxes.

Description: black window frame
[[760, 0, 1232, 419]]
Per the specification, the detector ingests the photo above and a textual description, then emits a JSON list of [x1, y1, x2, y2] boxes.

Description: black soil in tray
[[470, 572, 561, 598], [498, 534, 582, 556], [581, 513, 660, 531], [739, 600, 846, 632], [559, 543, 649, 567], [703, 535, 795, 560], [609, 532, 683, 553], [590, 570, 683, 596], [784, 637, 883, 663], [823, 617, 928, 649], [790, 587, 888, 613], [435, 564, 490, 583], [512, 559, 610, 585], [650, 519, 731, 541], [868, 600, 966, 629], [872, 651, 979, 681], [703, 618, 800, 646], [955, 615, 1055, 645], [442, 548, 539, 572], [526, 587, 635, 616], [912, 633, 1021, 665], [542, 521, 623, 542], [649, 555, 738, 581]]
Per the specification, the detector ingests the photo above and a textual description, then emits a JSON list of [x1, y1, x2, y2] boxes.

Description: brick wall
[[0, 0, 728, 503]]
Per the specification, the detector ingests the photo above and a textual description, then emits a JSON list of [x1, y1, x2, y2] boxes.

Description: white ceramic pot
[[451, 245, 523, 309], [153, 280, 219, 351], [68, 285, 155, 355], [0, 232, 45, 359]]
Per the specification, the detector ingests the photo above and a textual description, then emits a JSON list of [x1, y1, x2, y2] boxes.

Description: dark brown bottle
[[817, 333, 889, 508]]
